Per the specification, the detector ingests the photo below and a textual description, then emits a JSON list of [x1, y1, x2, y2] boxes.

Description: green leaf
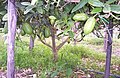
[[51, 71, 58, 78], [68, 31, 74, 38], [67, 21, 74, 28], [25, 14, 33, 21], [88, 0, 104, 7], [24, 5, 35, 14], [71, 0, 88, 13], [61, 13, 68, 24], [66, 68, 72, 77], [0, 11, 6, 15], [16, 2, 25, 8], [36, 7, 44, 14], [31, 0, 38, 5], [111, 5, 120, 14], [2, 13, 7, 21], [0, 5, 6, 12], [103, 4, 111, 13], [91, 8, 102, 14], [106, 0, 116, 4], [63, 21, 74, 35], [37, 1, 43, 6], [21, 2, 31, 6], [99, 15, 109, 24], [64, 4, 74, 13]]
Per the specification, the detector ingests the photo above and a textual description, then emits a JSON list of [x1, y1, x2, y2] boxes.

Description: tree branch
[[37, 34, 52, 49], [56, 37, 69, 51]]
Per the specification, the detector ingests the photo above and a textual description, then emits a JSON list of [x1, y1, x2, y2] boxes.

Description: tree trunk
[[50, 27, 58, 61], [29, 36, 34, 51], [104, 31, 108, 51], [104, 20, 113, 78], [7, 0, 17, 78]]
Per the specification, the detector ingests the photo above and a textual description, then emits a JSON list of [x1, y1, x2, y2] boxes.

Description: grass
[[83, 37, 104, 45], [0, 35, 120, 77]]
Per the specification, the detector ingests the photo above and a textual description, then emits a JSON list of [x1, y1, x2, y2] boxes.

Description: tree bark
[[104, 31, 108, 51], [104, 20, 113, 78], [50, 27, 58, 61], [29, 36, 34, 51], [7, 0, 17, 78]]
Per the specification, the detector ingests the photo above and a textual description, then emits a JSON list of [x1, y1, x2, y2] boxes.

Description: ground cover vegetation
[[0, 0, 120, 77]]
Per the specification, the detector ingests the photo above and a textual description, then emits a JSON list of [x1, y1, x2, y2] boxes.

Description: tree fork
[[50, 26, 58, 61]]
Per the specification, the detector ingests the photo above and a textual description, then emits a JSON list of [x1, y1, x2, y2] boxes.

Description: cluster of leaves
[[14, 0, 79, 41], [0, 0, 120, 39], [72, 0, 120, 38]]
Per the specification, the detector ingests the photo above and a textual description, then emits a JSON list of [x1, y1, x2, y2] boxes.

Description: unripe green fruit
[[22, 23, 33, 35], [44, 27, 50, 38], [73, 13, 88, 21], [84, 17, 96, 35], [20, 29, 26, 36]]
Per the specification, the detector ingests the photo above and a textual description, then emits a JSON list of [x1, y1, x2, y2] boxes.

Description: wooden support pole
[[104, 20, 113, 78], [7, 0, 17, 78]]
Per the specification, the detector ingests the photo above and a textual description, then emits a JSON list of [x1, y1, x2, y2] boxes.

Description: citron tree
[[71, 0, 120, 78], [15, 0, 89, 61]]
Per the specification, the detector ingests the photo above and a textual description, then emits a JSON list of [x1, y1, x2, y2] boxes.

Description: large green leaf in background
[[24, 5, 35, 14], [36, 7, 44, 14], [111, 5, 120, 14], [91, 8, 102, 14], [71, 0, 88, 13], [31, 0, 38, 5], [2, 13, 7, 21], [21, 2, 31, 6], [0, 11, 6, 16], [103, 4, 111, 13], [106, 0, 116, 4], [88, 0, 104, 7], [68, 31, 74, 38]]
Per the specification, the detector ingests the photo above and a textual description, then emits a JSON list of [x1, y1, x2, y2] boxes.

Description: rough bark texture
[[7, 0, 17, 78], [104, 20, 113, 78], [29, 36, 34, 51]]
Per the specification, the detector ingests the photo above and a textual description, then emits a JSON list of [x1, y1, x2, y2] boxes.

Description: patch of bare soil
[[0, 68, 36, 78], [112, 49, 120, 57]]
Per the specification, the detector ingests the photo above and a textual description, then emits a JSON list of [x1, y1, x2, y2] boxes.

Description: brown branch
[[37, 34, 52, 49], [57, 37, 69, 51]]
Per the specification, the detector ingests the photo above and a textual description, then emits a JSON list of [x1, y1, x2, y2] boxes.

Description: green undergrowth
[[0, 40, 120, 77], [83, 37, 104, 45]]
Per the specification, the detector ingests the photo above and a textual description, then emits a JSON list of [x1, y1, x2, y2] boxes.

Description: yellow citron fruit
[[73, 13, 88, 21], [83, 17, 96, 35]]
